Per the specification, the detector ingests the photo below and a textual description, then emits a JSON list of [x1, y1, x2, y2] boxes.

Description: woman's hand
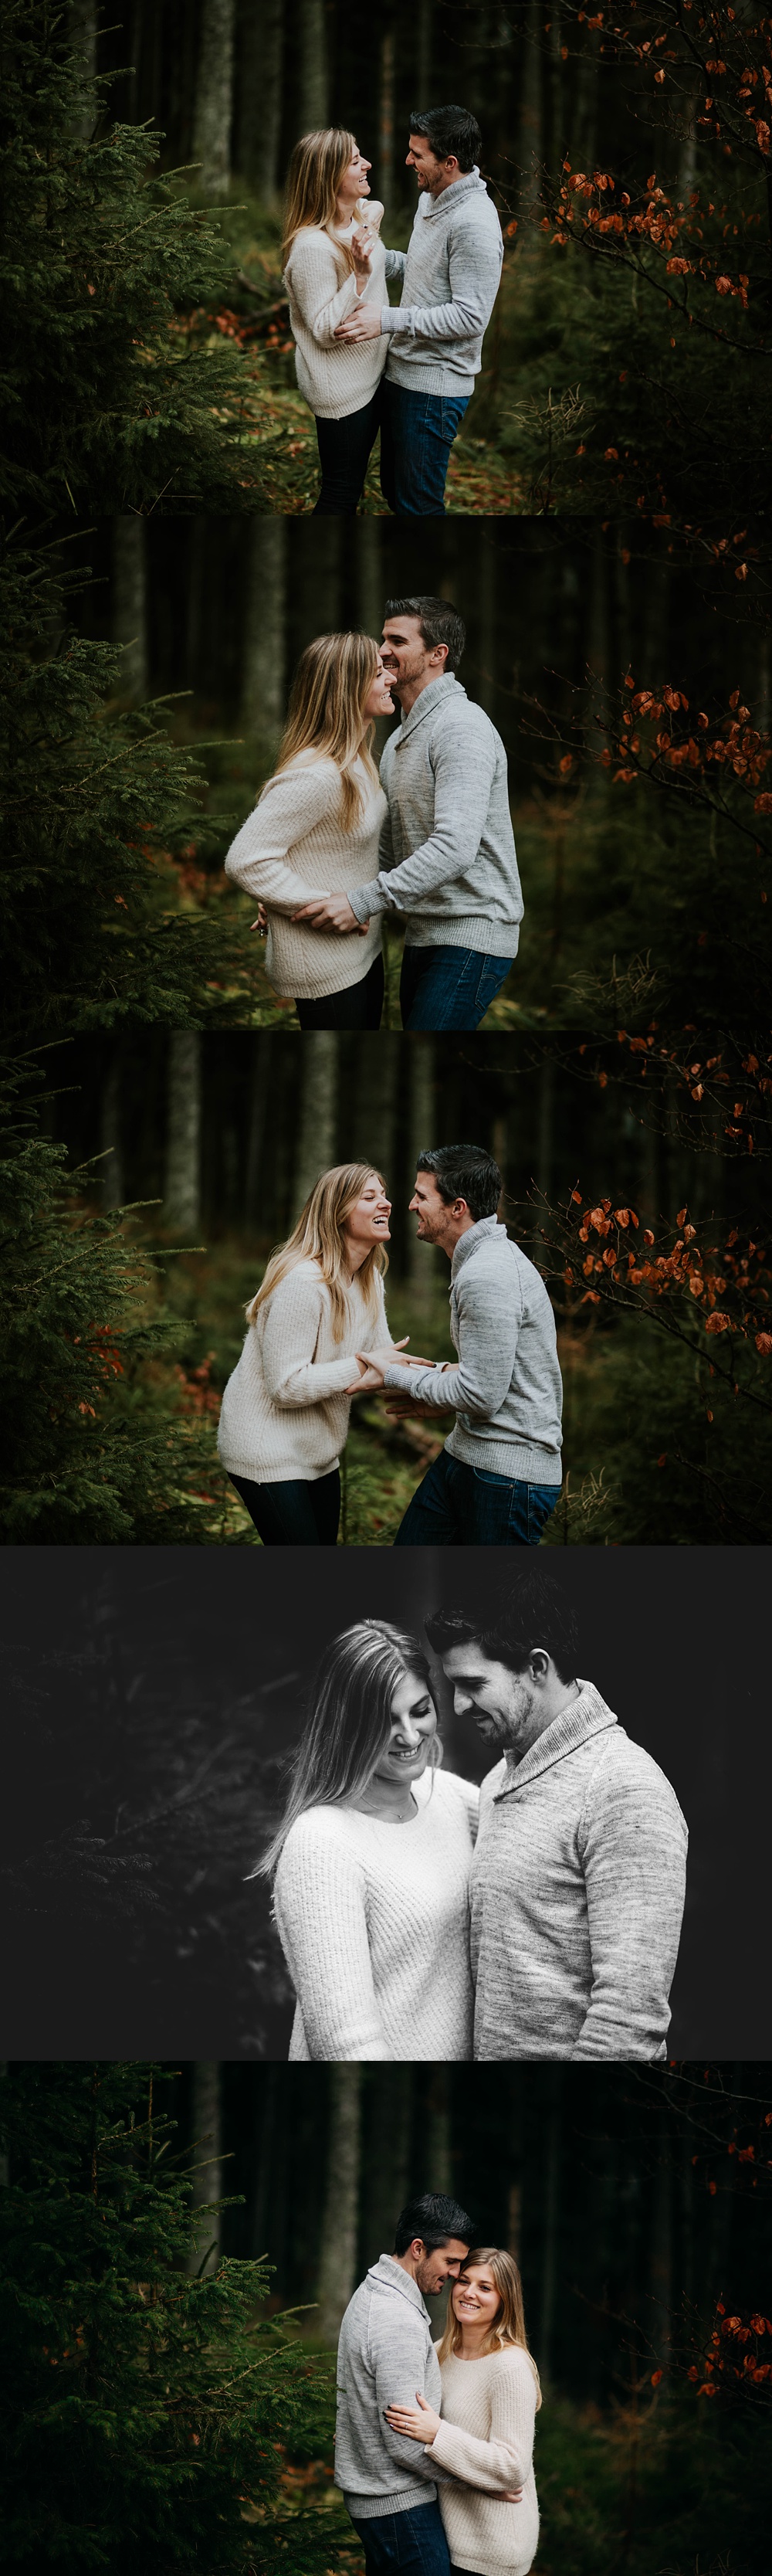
[[350, 223, 374, 283], [293, 891, 365, 933], [384, 2391, 442, 2444], [344, 1338, 409, 1395], [250, 904, 269, 934]]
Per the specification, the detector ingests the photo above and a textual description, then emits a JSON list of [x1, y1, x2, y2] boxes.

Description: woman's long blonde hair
[[264, 633, 381, 831], [246, 1162, 388, 1341], [283, 127, 363, 273], [438, 2248, 542, 2405], [253, 1621, 442, 1880]]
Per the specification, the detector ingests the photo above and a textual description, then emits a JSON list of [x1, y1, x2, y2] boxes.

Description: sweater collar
[[450, 1215, 503, 1283], [396, 673, 464, 744], [417, 167, 487, 224], [490, 1679, 618, 1798], [367, 2254, 431, 2320]]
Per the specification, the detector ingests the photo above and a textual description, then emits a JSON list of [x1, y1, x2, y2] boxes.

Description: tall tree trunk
[[192, 0, 236, 197], [69, 0, 96, 136], [100, 1042, 124, 1210], [164, 1032, 202, 1233], [112, 519, 147, 703], [584, 535, 611, 803], [537, 1054, 555, 1203], [317, 2067, 362, 2345], [351, 1035, 400, 1181], [379, 33, 395, 222], [241, 521, 287, 743], [243, 1033, 272, 1219], [234, 0, 283, 198], [422, 2068, 452, 2194], [249, 2063, 279, 2255], [474, 540, 496, 718], [188, 2062, 222, 2276], [298, 0, 327, 133], [294, 1033, 338, 1208], [361, 2069, 414, 2273], [355, 521, 383, 644], [406, 1039, 435, 1305], [416, 0, 432, 105], [538, 2069, 561, 2377], [516, 0, 542, 210]]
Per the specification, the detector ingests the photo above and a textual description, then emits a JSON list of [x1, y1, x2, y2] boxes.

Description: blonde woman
[[255, 1620, 479, 2058], [283, 130, 399, 512], [386, 2248, 541, 2576], [217, 1163, 413, 1546], [224, 633, 393, 1030]]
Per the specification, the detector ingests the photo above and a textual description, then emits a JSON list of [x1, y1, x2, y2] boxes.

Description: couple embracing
[[224, 597, 523, 1033], [254, 1573, 688, 2063], [283, 105, 503, 518], [336, 2194, 540, 2576], [217, 1145, 564, 1549]]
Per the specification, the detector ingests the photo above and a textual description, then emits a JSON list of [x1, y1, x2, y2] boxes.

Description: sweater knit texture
[[273, 1766, 479, 2061], [223, 753, 385, 999], [428, 2345, 540, 2576], [336, 2255, 445, 2519], [471, 1682, 688, 2062], [284, 205, 399, 419], [217, 1259, 388, 1485], [380, 169, 503, 394], [384, 1217, 563, 1483], [349, 677, 523, 957]]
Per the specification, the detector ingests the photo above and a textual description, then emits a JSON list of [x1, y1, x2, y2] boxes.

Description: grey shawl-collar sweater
[[335, 2254, 445, 2520], [348, 676, 523, 958], [384, 1216, 563, 1483], [380, 168, 503, 394], [471, 1682, 688, 2062]]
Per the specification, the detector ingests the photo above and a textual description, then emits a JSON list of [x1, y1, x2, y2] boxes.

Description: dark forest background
[[3, 2057, 771, 2573], [17, 515, 768, 1037], [2, 1547, 768, 2058]]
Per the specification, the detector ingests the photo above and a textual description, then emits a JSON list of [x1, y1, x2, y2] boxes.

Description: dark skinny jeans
[[313, 384, 383, 513], [229, 1468, 340, 1546], [295, 951, 384, 1030]]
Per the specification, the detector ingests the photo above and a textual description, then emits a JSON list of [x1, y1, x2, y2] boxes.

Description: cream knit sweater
[[273, 1766, 479, 2061], [224, 753, 386, 1000], [217, 1258, 388, 1485], [428, 2346, 540, 2576], [285, 205, 391, 419]]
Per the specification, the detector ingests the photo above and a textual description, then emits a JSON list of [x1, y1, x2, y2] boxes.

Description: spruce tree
[[0, 1060, 222, 1543], [1, 535, 254, 1035], [0, 2062, 346, 2574], [0, 0, 259, 513]]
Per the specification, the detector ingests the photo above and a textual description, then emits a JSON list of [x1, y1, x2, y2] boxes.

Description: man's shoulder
[[427, 691, 503, 758], [587, 1725, 686, 1824]]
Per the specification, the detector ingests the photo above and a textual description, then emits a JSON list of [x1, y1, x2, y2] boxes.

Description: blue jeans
[[400, 944, 514, 1030], [381, 382, 470, 515], [348, 2499, 452, 2576], [394, 1450, 560, 1547], [228, 1468, 340, 1545]]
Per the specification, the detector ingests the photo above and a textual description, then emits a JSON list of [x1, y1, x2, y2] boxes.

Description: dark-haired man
[[355, 1145, 563, 1545], [336, 2191, 474, 2574], [295, 599, 523, 1030], [425, 1573, 689, 2062], [334, 107, 503, 516]]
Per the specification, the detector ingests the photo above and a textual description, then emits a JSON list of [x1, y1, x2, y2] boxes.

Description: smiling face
[[439, 1640, 535, 1751], [362, 653, 399, 725], [414, 2236, 470, 2296], [452, 2265, 503, 2334], [381, 615, 448, 701], [343, 1172, 391, 1260], [406, 133, 459, 196], [338, 142, 371, 208], [371, 1666, 437, 1792]]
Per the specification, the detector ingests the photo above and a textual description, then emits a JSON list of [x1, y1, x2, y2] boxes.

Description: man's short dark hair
[[408, 106, 482, 174], [416, 1144, 501, 1224], [384, 596, 466, 674], [394, 2191, 475, 2257], [425, 1571, 580, 1688]]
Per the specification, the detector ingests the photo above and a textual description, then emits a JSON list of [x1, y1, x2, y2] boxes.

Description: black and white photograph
[[2, 1549, 767, 2067], [2, 3, 770, 2571]]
